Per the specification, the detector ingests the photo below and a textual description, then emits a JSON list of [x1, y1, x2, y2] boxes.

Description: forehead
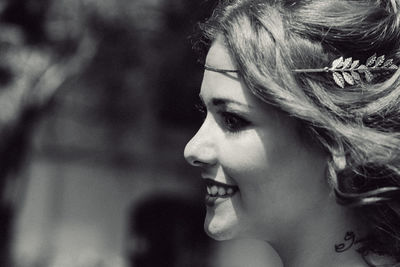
[[205, 36, 237, 70], [201, 37, 269, 112], [201, 37, 285, 117], [201, 38, 247, 102]]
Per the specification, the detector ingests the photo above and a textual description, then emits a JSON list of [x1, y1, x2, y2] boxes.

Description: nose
[[184, 119, 217, 167]]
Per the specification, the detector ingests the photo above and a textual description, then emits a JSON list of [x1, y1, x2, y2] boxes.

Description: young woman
[[184, 0, 400, 266]]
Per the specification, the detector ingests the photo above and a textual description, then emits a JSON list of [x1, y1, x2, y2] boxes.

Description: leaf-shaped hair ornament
[[293, 54, 399, 88]]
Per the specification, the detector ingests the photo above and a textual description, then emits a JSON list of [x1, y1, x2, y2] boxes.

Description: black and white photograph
[[0, 0, 399, 266]]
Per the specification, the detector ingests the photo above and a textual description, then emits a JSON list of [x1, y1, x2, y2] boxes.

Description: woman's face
[[184, 37, 329, 242]]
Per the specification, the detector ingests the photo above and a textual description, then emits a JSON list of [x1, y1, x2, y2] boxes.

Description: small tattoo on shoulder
[[335, 231, 362, 253]]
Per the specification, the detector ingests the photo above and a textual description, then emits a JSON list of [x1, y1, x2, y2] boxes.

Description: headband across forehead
[[205, 54, 399, 88], [204, 65, 238, 74]]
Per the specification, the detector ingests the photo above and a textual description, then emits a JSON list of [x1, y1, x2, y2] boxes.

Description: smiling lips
[[205, 179, 239, 198]]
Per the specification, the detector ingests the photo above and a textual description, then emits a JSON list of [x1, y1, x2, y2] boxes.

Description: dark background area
[[0, 0, 215, 266]]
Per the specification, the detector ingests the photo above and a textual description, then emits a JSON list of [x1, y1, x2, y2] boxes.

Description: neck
[[271, 195, 367, 267]]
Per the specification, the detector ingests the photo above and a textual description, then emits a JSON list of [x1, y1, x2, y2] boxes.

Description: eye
[[219, 111, 250, 133]]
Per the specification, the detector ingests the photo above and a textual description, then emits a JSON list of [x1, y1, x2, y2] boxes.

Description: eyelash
[[218, 111, 250, 133], [195, 103, 206, 118], [195, 103, 250, 133]]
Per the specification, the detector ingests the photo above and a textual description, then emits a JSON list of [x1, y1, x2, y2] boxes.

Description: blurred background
[[0, 0, 280, 266]]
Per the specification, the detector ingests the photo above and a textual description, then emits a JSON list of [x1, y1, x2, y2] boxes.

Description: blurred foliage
[[0, 0, 218, 199], [0, 0, 218, 266], [0, 0, 95, 183], [0, 1, 96, 265]]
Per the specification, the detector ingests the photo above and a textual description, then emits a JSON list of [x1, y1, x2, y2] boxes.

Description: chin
[[204, 210, 241, 241]]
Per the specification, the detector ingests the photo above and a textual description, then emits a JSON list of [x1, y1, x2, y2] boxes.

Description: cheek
[[219, 132, 273, 208], [219, 132, 270, 179], [219, 128, 298, 183], [219, 128, 319, 210]]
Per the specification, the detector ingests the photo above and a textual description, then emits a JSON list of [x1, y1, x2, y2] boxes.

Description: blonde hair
[[200, 0, 400, 262]]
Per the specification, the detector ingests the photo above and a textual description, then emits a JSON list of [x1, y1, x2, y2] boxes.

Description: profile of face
[[184, 36, 330, 244]]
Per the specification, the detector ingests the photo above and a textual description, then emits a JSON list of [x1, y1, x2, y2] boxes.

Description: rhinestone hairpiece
[[293, 54, 399, 88]]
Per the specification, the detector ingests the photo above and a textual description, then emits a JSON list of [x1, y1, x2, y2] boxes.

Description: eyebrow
[[199, 95, 253, 109]]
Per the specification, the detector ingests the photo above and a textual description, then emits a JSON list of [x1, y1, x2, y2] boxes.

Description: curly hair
[[199, 0, 400, 264]]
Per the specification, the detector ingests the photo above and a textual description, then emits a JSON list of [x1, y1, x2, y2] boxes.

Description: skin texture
[[185, 35, 329, 242], [184, 36, 369, 267]]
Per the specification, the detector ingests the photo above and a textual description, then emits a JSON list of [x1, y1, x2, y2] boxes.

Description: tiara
[[204, 54, 398, 88], [294, 54, 399, 88]]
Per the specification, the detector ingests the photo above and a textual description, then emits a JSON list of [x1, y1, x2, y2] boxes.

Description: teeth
[[211, 186, 218, 196], [206, 183, 236, 197], [218, 187, 226, 196]]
